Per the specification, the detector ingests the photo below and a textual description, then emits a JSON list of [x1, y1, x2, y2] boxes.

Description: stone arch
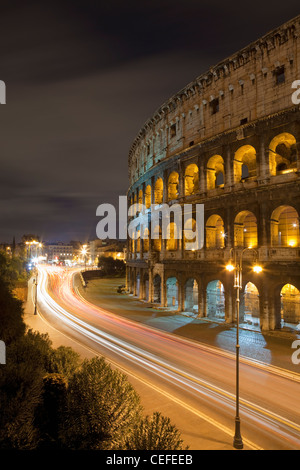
[[138, 189, 143, 205], [206, 214, 225, 249], [270, 205, 300, 247], [145, 184, 151, 209], [234, 210, 258, 248], [234, 145, 257, 182], [240, 281, 260, 329], [143, 227, 149, 252], [166, 276, 179, 309], [136, 228, 141, 253], [280, 284, 300, 327], [207, 155, 225, 190], [166, 222, 179, 251], [154, 178, 163, 204], [185, 163, 199, 195], [168, 171, 179, 201], [184, 278, 199, 313], [183, 217, 197, 250], [152, 225, 162, 252], [268, 133, 297, 176], [206, 280, 225, 321]]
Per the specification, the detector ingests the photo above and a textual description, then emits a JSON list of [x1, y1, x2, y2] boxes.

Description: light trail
[[36, 265, 300, 450]]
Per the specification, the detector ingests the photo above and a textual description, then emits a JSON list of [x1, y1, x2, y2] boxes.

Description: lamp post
[[81, 245, 88, 271], [226, 247, 262, 450], [34, 269, 38, 316]]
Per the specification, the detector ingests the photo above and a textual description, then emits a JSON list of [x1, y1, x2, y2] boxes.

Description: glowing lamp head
[[253, 264, 263, 274], [226, 263, 235, 272]]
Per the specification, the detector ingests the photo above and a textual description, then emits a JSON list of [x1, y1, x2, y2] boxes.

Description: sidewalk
[[76, 275, 300, 374]]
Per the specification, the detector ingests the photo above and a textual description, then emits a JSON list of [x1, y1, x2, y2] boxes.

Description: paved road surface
[[33, 265, 300, 450]]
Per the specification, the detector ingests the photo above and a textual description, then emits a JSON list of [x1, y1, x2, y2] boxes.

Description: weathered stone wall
[[126, 15, 300, 331], [129, 15, 300, 186]]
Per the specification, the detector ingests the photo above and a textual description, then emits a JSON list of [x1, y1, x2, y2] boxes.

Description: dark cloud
[[0, 1, 299, 242]]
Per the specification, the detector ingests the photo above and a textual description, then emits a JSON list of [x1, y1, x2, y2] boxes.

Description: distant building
[[44, 242, 74, 262], [89, 239, 126, 265]]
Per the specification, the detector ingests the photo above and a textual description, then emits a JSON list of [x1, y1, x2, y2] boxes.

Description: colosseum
[[126, 15, 300, 333]]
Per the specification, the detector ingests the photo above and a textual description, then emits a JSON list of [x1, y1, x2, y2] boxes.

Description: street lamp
[[34, 270, 38, 315], [81, 245, 88, 271], [226, 247, 263, 450]]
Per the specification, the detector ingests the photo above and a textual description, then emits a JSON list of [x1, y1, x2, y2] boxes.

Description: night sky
[[0, 1, 299, 243]]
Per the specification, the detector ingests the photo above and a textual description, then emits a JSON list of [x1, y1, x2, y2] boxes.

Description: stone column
[[161, 270, 166, 307], [133, 268, 137, 296], [198, 283, 206, 318], [225, 207, 233, 249], [225, 146, 233, 187], [198, 157, 206, 195], [296, 142, 300, 173], [163, 169, 168, 203], [178, 279, 184, 312], [258, 135, 271, 182], [260, 283, 270, 331], [258, 202, 268, 247], [225, 282, 234, 323], [149, 268, 153, 303]]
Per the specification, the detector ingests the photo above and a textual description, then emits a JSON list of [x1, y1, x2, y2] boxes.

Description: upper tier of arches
[[129, 132, 299, 205]]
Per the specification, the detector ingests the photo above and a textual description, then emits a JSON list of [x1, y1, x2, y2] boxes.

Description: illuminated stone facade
[[126, 15, 300, 331]]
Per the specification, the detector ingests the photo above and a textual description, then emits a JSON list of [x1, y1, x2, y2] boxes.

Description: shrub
[[60, 356, 142, 449], [118, 412, 186, 450]]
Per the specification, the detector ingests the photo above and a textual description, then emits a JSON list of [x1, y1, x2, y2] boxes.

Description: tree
[[47, 346, 81, 378], [97, 256, 125, 276], [0, 250, 27, 289], [0, 331, 53, 449], [119, 412, 187, 450], [35, 373, 67, 448], [60, 356, 142, 449], [0, 276, 26, 344]]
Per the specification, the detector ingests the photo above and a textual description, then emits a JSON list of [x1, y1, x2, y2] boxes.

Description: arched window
[[206, 215, 225, 248], [241, 282, 260, 328], [269, 133, 297, 176], [207, 155, 225, 190], [152, 225, 162, 252], [145, 185, 151, 209], [168, 172, 179, 201], [234, 145, 256, 182], [281, 284, 300, 326], [234, 211, 257, 248], [184, 279, 198, 313], [271, 206, 299, 247], [138, 189, 143, 205], [185, 164, 199, 195], [183, 218, 197, 250], [206, 280, 225, 321], [166, 277, 178, 308], [143, 228, 149, 252], [166, 222, 178, 251], [154, 178, 163, 204]]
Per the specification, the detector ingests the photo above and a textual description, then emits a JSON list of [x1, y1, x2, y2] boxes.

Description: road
[[35, 265, 300, 450]]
